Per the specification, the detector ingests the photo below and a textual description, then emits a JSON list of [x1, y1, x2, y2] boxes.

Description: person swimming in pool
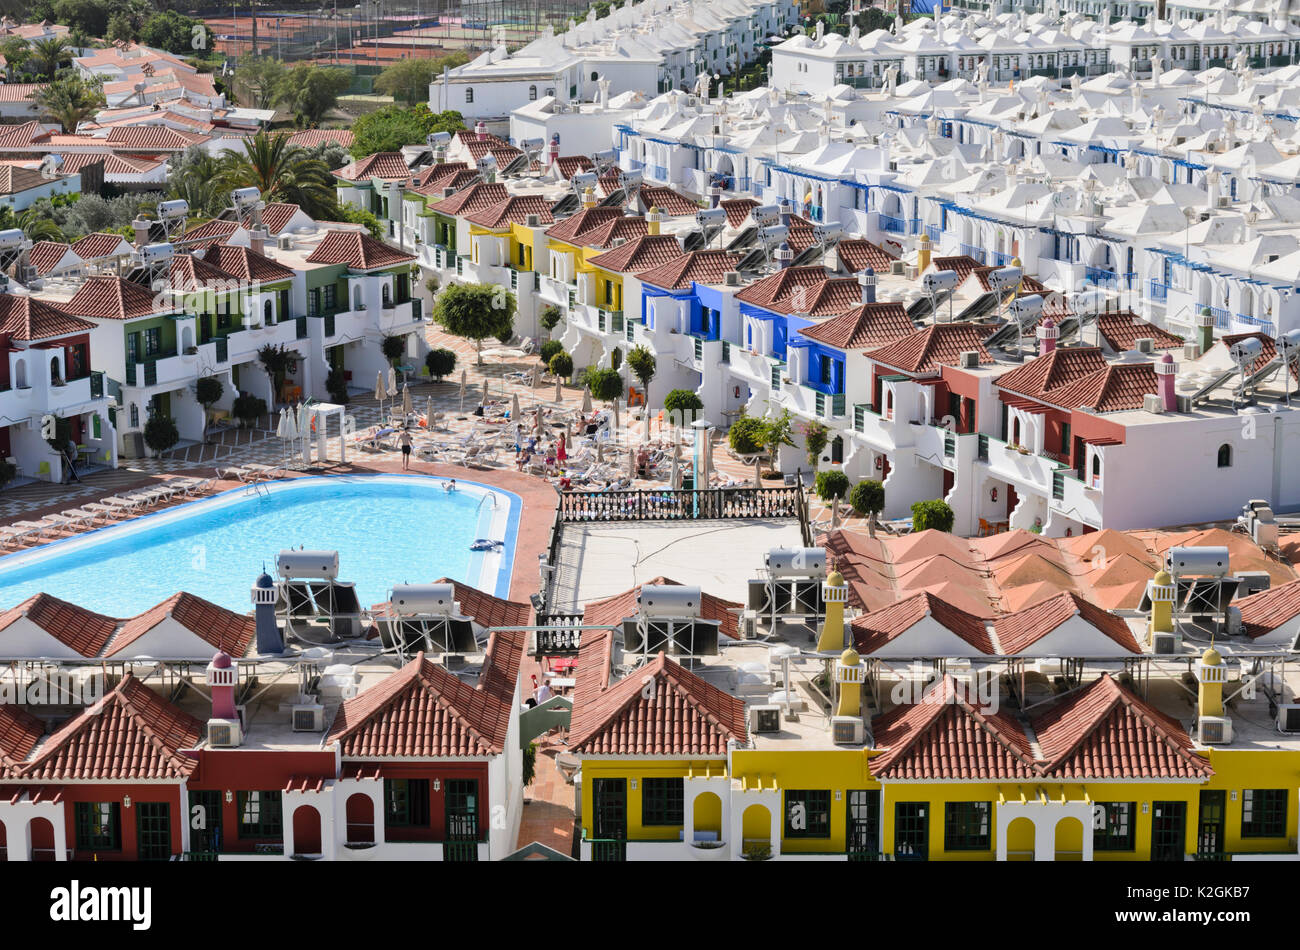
[[444, 478, 457, 491]]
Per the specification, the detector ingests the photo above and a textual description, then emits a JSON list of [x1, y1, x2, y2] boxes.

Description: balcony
[[1084, 267, 1118, 289], [538, 275, 572, 308], [125, 351, 191, 392], [1050, 469, 1103, 529], [1147, 280, 1168, 302], [1205, 305, 1232, 330], [879, 214, 905, 234], [925, 224, 943, 244], [981, 435, 1064, 496], [1234, 314, 1276, 337], [959, 244, 986, 264]]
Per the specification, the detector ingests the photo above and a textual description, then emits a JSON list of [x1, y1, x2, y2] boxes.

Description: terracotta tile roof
[[461, 136, 523, 169], [996, 346, 1110, 400], [545, 207, 645, 247], [0, 121, 42, 149], [803, 277, 868, 316], [640, 186, 700, 217], [21, 673, 202, 780], [464, 194, 555, 228], [798, 302, 915, 350], [0, 704, 43, 778], [55, 151, 162, 176], [177, 218, 240, 247], [597, 172, 622, 199], [329, 638, 523, 758], [587, 234, 685, 273], [1095, 311, 1184, 352], [580, 576, 742, 640], [430, 577, 533, 628], [636, 249, 740, 290], [837, 238, 896, 274], [167, 252, 239, 291], [428, 180, 508, 215], [410, 160, 468, 188], [866, 323, 995, 374], [1044, 361, 1159, 413], [412, 164, 476, 197], [246, 202, 302, 236], [336, 151, 410, 181], [568, 638, 747, 756], [29, 238, 77, 272], [734, 265, 829, 309], [0, 294, 94, 341], [931, 255, 984, 283], [0, 594, 117, 656], [0, 82, 44, 103], [287, 128, 354, 149], [108, 592, 255, 657], [1234, 578, 1300, 639], [104, 125, 205, 151], [0, 164, 47, 196], [851, 591, 994, 654], [1222, 331, 1277, 375], [202, 243, 296, 284], [554, 155, 594, 181], [304, 230, 417, 270], [1030, 674, 1212, 779], [994, 592, 1142, 654], [869, 676, 1038, 779], [69, 232, 132, 261], [62, 275, 178, 320], [720, 197, 758, 228], [785, 215, 817, 253]]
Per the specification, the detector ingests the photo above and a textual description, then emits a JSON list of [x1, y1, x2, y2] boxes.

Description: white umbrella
[[459, 369, 467, 412], [702, 433, 712, 488], [830, 497, 841, 531], [554, 377, 563, 404], [596, 437, 605, 464], [426, 396, 434, 429], [535, 406, 545, 436], [612, 397, 620, 435], [387, 367, 398, 401], [374, 370, 385, 416], [627, 439, 637, 479], [511, 392, 520, 422], [401, 383, 412, 420], [669, 449, 679, 490], [295, 402, 310, 463], [275, 407, 288, 439], [581, 387, 593, 414]]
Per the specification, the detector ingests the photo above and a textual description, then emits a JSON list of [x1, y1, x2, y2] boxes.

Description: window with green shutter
[[784, 790, 831, 839], [75, 802, 121, 851], [1242, 789, 1288, 837], [641, 777, 684, 826], [237, 791, 283, 838]]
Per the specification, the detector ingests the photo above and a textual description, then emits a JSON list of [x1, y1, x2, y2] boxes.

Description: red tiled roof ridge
[[0, 591, 118, 655]]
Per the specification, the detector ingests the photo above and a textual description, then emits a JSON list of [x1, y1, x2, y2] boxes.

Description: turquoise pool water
[[0, 475, 520, 616]]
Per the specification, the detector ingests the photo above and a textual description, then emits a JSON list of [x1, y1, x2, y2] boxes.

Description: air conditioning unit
[[207, 718, 242, 747], [1151, 631, 1181, 654], [1176, 395, 1193, 413], [724, 270, 742, 286], [831, 716, 864, 745], [278, 234, 294, 250], [958, 350, 979, 369], [1142, 393, 1164, 413], [1217, 195, 1230, 208], [1276, 704, 1300, 733], [904, 265, 919, 280], [1197, 715, 1233, 745], [1223, 605, 1243, 637], [739, 610, 757, 638], [1183, 342, 1201, 360], [890, 260, 905, 276], [748, 704, 781, 734], [1135, 337, 1154, 353], [526, 214, 541, 227], [292, 703, 325, 732]]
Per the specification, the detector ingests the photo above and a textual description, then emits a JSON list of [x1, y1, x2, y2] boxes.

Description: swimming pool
[[0, 475, 521, 616]]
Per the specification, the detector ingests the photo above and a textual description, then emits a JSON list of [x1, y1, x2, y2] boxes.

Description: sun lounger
[[13, 519, 59, 539], [58, 509, 97, 529]]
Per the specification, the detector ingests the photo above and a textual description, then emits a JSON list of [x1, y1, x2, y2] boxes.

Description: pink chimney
[[206, 650, 238, 721], [475, 120, 488, 141], [1155, 352, 1178, 411], [1036, 318, 1058, 356]]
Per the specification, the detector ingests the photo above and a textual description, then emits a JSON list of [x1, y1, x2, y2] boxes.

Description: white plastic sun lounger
[[12, 519, 59, 539]]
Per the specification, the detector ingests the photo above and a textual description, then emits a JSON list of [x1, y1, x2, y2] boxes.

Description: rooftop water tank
[[276, 549, 339, 580], [765, 547, 827, 578], [390, 583, 455, 616], [638, 584, 701, 619], [1165, 546, 1230, 577]]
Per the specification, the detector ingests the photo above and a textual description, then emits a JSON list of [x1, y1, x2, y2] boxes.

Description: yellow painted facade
[[579, 759, 727, 842]]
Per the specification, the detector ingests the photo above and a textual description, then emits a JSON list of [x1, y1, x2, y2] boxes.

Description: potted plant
[[742, 842, 772, 861], [0, 456, 16, 490]]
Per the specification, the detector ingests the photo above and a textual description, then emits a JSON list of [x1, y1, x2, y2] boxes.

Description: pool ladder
[[478, 491, 500, 513]]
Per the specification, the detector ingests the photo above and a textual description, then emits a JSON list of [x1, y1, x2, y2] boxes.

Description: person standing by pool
[[397, 427, 413, 470]]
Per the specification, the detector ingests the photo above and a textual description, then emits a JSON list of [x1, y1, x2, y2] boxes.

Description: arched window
[[885, 390, 894, 419], [353, 286, 363, 311], [465, 87, 474, 103], [49, 357, 61, 384], [590, 71, 598, 82], [1012, 417, 1021, 446], [13, 357, 26, 389], [382, 284, 391, 307], [264, 299, 274, 326], [1091, 453, 1102, 483], [1217, 443, 1232, 468]]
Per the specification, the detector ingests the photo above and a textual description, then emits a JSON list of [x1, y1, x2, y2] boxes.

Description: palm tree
[[218, 132, 340, 220], [28, 76, 106, 133], [168, 147, 229, 219], [28, 37, 71, 79], [15, 209, 64, 243]]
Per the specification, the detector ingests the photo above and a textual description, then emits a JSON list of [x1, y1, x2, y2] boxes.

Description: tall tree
[[430, 283, 515, 364], [275, 63, 351, 128], [140, 10, 209, 54], [218, 131, 339, 219], [27, 36, 71, 79], [29, 75, 105, 132], [233, 56, 286, 111]]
